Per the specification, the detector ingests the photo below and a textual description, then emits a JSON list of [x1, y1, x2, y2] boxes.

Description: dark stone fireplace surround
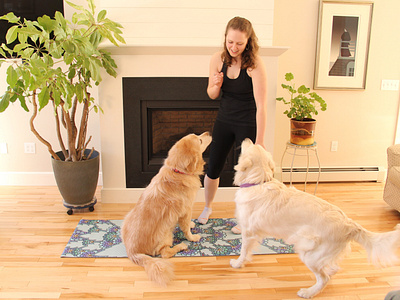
[[122, 77, 235, 188]]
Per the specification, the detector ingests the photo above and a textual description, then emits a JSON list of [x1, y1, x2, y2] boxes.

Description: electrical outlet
[[381, 79, 400, 91], [24, 142, 36, 154], [331, 141, 338, 152], [0, 142, 7, 154]]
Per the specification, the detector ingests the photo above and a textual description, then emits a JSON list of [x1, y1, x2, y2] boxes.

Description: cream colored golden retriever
[[230, 139, 400, 299], [121, 132, 211, 285]]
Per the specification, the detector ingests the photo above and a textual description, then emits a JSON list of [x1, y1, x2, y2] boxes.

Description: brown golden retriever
[[121, 132, 211, 285], [230, 139, 400, 299]]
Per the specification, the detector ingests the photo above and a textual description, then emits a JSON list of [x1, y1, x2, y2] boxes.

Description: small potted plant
[[276, 73, 327, 145], [0, 0, 125, 213]]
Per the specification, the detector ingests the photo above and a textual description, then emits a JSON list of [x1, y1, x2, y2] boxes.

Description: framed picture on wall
[[314, 0, 373, 90]]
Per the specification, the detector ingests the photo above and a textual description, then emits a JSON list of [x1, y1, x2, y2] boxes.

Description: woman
[[198, 17, 268, 233]]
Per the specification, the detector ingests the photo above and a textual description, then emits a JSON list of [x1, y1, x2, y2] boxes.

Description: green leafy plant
[[276, 72, 327, 121], [0, 0, 125, 161]]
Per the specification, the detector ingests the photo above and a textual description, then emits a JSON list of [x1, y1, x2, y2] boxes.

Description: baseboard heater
[[279, 166, 386, 183]]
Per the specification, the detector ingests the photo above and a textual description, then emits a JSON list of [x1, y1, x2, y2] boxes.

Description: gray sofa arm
[[384, 144, 400, 212]]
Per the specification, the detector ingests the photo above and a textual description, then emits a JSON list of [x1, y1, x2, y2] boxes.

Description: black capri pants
[[207, 119, 256, 180]]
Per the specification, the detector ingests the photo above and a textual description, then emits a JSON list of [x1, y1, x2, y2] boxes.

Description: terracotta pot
[[290, 118, 316, 145]]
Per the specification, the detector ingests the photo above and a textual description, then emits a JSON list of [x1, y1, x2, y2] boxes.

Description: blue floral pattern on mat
[[61, 219, 295, 258]]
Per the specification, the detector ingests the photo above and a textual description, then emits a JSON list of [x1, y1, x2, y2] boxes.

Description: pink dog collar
[[239, 183, 260, 188], [172, 168, 191, 175]]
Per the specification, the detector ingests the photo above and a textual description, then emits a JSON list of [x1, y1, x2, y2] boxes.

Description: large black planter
[[52, 149, 99, 214]]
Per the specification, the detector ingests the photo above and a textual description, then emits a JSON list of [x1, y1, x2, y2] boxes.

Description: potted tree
[[276, 73, 327, 145], [0, 0, 125, 214]]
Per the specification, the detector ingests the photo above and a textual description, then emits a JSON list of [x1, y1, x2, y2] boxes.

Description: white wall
[[0, 0, 275, 185], [0, 61, 102, 185], [274, 0, 400, 170], [0, 1, 103, 185], [99, 0, 274, 47]]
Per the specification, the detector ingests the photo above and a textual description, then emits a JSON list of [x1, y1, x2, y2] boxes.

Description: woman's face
[[225, 29, 248, 59]]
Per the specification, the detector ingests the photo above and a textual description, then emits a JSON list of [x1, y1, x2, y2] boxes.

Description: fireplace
[[98, 46, 287, 203], [123, 77, 235, 188], [148, 107, 217, 166]]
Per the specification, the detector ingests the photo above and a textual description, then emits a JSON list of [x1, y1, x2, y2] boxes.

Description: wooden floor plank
[[0, 183, 399, 299]]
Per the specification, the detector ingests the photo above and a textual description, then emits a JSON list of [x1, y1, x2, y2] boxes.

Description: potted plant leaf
[[0, 0, 125, 214], [276, 72, 327, 145]]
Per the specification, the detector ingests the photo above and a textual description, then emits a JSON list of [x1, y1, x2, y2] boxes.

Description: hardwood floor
[[0, 182, 400, 299]]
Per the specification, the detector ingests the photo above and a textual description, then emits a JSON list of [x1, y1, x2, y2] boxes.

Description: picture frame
[[314, 0, 374, 90]]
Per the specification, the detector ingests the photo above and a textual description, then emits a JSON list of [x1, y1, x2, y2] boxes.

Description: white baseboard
[[101, 187, 238, 203], [100, 166, 386, 203], [0, 172, 103, 186], [277, 166, 386, 183]]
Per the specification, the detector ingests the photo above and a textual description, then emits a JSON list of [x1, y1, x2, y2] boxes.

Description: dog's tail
[[352, 222, 400, 267], [129, 253, 174, 286]]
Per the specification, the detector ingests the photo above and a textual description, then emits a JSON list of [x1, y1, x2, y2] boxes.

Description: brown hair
[[221, 17, 259, 69]]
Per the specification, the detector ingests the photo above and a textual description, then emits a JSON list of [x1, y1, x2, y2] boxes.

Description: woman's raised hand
[[213, 72, 224, 88]]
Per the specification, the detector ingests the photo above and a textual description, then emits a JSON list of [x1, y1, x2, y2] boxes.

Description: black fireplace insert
[[122, 77, 235, 188]]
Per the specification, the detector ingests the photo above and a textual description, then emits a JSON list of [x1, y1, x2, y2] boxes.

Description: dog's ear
[[241, 138, 253, 152], [267, 152, 275, 173], [234, 156, 253, 172], [262, 151, 275, 181], [185, 154, 201, 174], [171, 136, 204, 174]]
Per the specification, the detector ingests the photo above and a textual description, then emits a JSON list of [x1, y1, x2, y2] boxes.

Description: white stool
[[280, 141, 321, 195]]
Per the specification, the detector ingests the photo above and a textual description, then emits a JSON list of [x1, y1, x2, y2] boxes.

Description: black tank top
[[216, 63, 256, 126]]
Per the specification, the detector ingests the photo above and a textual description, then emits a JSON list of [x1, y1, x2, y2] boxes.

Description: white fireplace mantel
[[98, 45, 288, 203], [101, 45, 289, 57]]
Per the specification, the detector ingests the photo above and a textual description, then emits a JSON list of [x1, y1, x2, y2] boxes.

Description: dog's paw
[[230, 259, 243, 269], [297, 288, 314, 299], [178, 242, 188, 251], [190, 221, 195, 228], [188, 234, 201, 242]]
